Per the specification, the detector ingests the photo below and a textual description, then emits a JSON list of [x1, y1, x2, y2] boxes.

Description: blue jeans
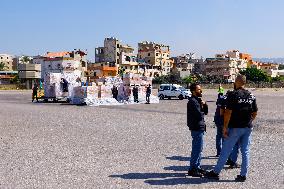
[[216, 125, 239, 162], [214, 128, 252, 176], [229, 142, 239, 163], [189, 130, 204, 170]]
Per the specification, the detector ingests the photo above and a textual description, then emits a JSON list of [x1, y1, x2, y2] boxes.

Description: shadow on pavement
[[99, 105, 186, 115], [166, 155, 218, 162], [109, 155, 235, 186], [110, 172, 235, 185]]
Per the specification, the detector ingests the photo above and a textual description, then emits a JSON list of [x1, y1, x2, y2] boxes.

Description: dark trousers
[[134, 95, 138, 102], [146, 94, 150, 103], [113, 94, 118, 100], [32, 91, 38, 102]]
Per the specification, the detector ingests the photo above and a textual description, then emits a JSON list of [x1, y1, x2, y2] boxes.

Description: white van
[[158, 84, 191, 100]]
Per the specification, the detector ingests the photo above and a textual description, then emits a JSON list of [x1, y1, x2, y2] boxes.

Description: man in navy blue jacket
[[187, 83, 208, 177]]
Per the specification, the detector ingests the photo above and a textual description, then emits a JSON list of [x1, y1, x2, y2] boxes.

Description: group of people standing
[[187, 74, 258, 182], [112, 84, 152, 104]]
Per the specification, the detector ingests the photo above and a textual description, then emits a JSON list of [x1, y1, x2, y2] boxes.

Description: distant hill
[[253, 58, 284, 64]]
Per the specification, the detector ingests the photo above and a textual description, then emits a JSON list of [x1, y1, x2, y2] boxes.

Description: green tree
[[239, 68, 269, 82], [0, 62, 7, 71], [10, 73, 20, 84], [153, 75, 168, 84], [278, 64, 284, 70], [270, 76, 284, 82], [153, 73, 182, 84], [182, 75, 193, 88]]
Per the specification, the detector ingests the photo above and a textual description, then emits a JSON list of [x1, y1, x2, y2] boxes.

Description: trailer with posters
[[43, 70, 81, 102]]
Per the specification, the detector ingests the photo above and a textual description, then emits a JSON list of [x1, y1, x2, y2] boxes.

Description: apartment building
[[205, 50, 250, 82], [95, 37, 140, 76], [258, 62, 279, 77], [0, 54, 14, 71], [172, 53, 195, 78], [138, 41, 173, 76]]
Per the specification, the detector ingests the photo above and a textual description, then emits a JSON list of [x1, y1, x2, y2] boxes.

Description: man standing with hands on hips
[[187, 83, 208, 177]]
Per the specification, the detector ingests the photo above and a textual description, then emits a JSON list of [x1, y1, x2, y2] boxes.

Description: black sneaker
[[188, 168, 203, 177], [226, 159, 233, 165], [204, 170, 219, 180], [235, 175, 246, 182], [197, 168, 207, 175], [229, 162, 241, 169]]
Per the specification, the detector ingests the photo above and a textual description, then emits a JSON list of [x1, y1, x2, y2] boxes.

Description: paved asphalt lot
[[0, 89, 283, 189]]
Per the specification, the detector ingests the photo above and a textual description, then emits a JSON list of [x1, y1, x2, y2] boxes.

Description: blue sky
[[1, 0, 283, 60]]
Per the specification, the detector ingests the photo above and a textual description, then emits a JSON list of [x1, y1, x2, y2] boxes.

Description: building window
[[94, 72, 96, 77], [156, 53, 158, 56], [148, 53, 150, 56], [125, 56, 131, 62], [117, 44, 120, 48]]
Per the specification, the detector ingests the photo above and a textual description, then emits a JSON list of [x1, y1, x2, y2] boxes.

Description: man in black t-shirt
[[215, 90, 240, 168], [205, 75, 258, 182]]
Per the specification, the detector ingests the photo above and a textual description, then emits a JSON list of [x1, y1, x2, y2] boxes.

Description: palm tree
[[20, 56, 31, 64]]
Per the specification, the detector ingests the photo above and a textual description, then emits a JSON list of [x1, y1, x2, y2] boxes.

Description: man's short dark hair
[[235, 74, 246, 85], [190, 83, 200, 92]]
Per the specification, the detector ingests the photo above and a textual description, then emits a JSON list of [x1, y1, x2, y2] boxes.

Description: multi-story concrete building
[[18, 55, 41, 88], [45, 50, 87, 73], [205, 50, 250, 82], [87, 62, 118, 81], [191, 57, 206, 75], [205, 57, 237, 82], [18, 50, 87, 88], [172, 53, 195, 78], [258, 62, 279, 77], [0, 54, 14, 71], [138, 41, 173, 76], [95, 37, 140, 76]]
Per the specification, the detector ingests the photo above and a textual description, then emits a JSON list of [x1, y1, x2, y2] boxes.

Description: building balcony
[[19, 71, 41, 79], [18, 64, 41, 71]]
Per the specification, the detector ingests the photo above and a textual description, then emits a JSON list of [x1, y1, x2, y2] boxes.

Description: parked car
[[158, 84, 191, 100]]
